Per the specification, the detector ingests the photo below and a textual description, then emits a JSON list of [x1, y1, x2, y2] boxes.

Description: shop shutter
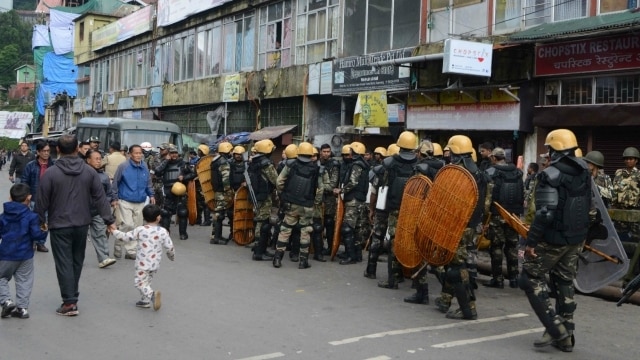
[[592, 127, 640, 177]]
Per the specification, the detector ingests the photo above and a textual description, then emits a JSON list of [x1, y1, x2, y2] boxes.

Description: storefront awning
[[508, 10, 640, 42], [249, 125, 297, 141]]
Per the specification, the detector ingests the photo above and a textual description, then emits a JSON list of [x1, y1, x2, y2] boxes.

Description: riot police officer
[[319, 143, 340, 256], [273, 142, 321, 269], [154, 145, 195, 240], [520, 129, 590, 352], [249, 140, 278, 260], [196, 144, 212, 226], [210, 142, 233, 245]]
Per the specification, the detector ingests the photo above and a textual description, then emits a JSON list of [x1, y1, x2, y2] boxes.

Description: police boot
[[323, 219, 335, 256], [213, 218, 228, 245], [435, 294, 452, 313], [160, 210, 172, 232], [253, 223, 274, 261], [312, 232, 326, 262], [446, 284, 477, 320], [378, 256, 399, 289], [272, 250, 285, 268], [483, 277, 504, 289], [178, 217, 188, 240], [201, 208, 212, 226], [404, 282, 429, 305], [339, 234, 358, 265], [298, 255, 311, 269], [364, 251, 378, 279]]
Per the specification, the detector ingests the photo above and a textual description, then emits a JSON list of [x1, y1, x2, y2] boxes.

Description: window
[[543, 75, 640, 105], [296, 0, 339, 64], [343, 0, 420, 57], [431, 0, 482, 10], [596, 75, 640, 103], [600, 0, 632, 14], [494, 0, 522, 32], [524, 0, 587, 27], [222, 12, 255, 73], [258, 1, 292, 69], [79, 21, 84, 41], [562, 78, 592, 105]]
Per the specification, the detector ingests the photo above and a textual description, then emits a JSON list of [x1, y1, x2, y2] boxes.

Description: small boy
[[111, 204, 175, 310], [0, 183, 48, 319]]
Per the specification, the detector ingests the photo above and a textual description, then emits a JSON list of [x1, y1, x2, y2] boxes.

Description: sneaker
[[56, 303, 79, 316], [1, 300, 16, 318], [151, 290, 161, 311], [136, 301, 151, 308], [98, 258, 117, 268], [11, 307, 29, 319]]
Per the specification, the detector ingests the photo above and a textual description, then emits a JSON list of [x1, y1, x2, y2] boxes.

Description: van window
[[121, 130, 179, 149]]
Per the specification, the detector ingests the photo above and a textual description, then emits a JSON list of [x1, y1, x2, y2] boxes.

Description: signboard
[[0, 112, 32, 139], [320, 61, 333, 95], [118, 97, 134, 110], [157, 0, 233, 27], [223, 74, 240, 102], [535, 34, 640, 76], [407, 102, 520, 131], [443, 39, 493, 77], [333, 48, 413, 95], [354, 91, 388, 128], [92, 6, 153, 51], [387, 103, 405, 123], [149, 87, 163, 107]]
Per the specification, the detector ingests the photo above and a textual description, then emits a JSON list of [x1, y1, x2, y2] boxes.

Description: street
[[0, 172, 637, 360]]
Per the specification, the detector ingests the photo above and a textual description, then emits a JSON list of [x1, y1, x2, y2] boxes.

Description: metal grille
[[561, 78, 592, 105]]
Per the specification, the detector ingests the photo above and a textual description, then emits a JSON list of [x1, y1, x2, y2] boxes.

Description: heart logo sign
[[478, 57, 484, 62]]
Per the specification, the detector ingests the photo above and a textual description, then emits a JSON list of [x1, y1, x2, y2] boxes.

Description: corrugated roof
[[508, 10, 640, 41], [249, 125, 297, 141]]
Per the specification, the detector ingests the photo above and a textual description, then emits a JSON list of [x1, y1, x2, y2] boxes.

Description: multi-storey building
[[62, 0, 640, 166]]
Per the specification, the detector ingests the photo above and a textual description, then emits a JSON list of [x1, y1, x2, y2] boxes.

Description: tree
[[0, 11, 34, 88], [0, 45, 21, 89]]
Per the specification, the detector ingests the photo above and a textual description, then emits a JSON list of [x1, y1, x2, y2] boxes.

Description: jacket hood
[[2, 201, 30, 221], [54, 155, 87, 175], [494, 163, 517, 172]]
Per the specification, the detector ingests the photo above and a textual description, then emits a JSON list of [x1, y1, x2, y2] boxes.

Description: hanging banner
[[223, 74, 240, 102], [333, 48, 412, 95], [354, 91, 388, 128]]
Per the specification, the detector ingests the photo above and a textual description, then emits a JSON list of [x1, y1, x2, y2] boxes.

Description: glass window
[[494, 0, 522, 32], [185, 34, 195, 80], [393, 0, 420, 49], [524, 0, 586, 27], [173, 37, 182, 81], [561, 78, 592, 105], [600, 0, 629, 13], [196, 31, 206, 78], [596, 75, 640, 104], [211, 25, 221, 75], [258, 1, 291, 69], [343, 0, 366, 56], [223, 22, 236, 73]]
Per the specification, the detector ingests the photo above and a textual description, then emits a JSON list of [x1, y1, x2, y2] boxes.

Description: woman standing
[[86, 149, 118, 268], [21, 140, 54, 252]]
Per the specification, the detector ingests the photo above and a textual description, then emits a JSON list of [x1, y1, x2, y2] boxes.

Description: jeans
[[50, 226, 89, 304], [0, 258, 34, 309]]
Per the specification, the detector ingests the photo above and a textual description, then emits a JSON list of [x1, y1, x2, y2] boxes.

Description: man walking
[[35, 135, 115, 316], [9, 142, 35, 184]]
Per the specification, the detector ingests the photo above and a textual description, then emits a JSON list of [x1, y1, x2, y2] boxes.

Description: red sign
[[535, 34, 640, 76]]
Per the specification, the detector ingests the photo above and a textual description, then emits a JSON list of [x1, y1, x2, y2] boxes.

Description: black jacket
[[9, 151, 35, 177]]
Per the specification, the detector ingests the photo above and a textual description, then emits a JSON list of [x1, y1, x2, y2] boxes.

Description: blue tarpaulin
[[36, 82, 77, 116], [43, 52, 78, 83]]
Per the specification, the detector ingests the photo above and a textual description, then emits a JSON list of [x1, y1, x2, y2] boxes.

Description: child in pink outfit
[[111, 204, 174, 310]]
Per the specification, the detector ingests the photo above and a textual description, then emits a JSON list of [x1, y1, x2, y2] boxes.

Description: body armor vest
[[488, 164, 524, 215], [384, 155, 417, 211], [230, 160, 245, 191], [249, 156, 273, 201], [210, 155, 228, 192], [343, 158, 369, 202], [281, 159, 318, 207], [162, 159, 183, 189], [414, 158, 444, 181]]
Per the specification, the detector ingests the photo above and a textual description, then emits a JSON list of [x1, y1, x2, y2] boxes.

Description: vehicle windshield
[[121, 130, 182, 151]]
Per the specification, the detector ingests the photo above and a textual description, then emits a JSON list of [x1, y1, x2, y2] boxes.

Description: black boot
[[339, 230, 358, 265], [213, 218, 227, 245], [178, 217, 188, 240], [253, 223, 274, 261], [273, 250, 284, 268], [483, 277, 504, 289], [446, 282, 476, 320], [364, 251, 378, 279], [160, 213, 172, 232], [201, 208, 212, 226], [378, 257, 399, 289], [404, 283, 429, 305], [312, 231, 326, 262], [298, 255, 311, 269]]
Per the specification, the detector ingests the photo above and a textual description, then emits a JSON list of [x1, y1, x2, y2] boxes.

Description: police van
[[75, 117, 183, 153]]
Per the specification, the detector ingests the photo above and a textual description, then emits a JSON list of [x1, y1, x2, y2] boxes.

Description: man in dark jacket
[[8, 142, 35, 184], [35, 135, 116, 317]]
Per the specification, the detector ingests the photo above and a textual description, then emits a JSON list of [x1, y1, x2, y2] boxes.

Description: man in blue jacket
[[113, 145, 155, 259]]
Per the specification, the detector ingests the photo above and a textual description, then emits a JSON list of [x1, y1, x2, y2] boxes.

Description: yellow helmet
[[350, 141, 366, 155], [297, 142, 315, 156], [574, 148, 583, 158], [471, 149, 477, 162], [171, 182, 187, 196], [374, 146, 387, 157], [198, 144, 210, 156], [312, 146, 319, 155], [232, 145, 245, 155], [254, 139, 276, 154], [387, 143, 400, 156], [432, 143, 443, 157], [446, 135, 474, 155], [397, 131, 417, 150], [218, 142, 233, 154], [545, 129, 577, 151], [284, 144, 298, 159], [341, 144, 352, 155]]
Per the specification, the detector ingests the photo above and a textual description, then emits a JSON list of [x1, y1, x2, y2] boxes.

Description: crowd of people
[[1, 129, 639, 353]]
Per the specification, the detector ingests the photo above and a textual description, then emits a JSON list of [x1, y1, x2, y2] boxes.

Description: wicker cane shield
[[196, 154, 215, 210], [416, 165, 478, 267], [187, 180, 198, 225], [232, 185, 255, 246], [394, 175, 433, 268], [331, 195, 344, 261]]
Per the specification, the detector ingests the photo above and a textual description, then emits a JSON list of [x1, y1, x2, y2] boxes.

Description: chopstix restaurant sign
[[535, 34, 640, 76], [333, 48, 413, 95]]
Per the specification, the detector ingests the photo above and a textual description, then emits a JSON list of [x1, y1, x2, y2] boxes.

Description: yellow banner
[[354, 91, 388, 128], [223, 74, 240, 102]]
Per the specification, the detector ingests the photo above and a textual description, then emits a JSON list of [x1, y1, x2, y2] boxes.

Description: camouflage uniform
[[593, 169, 614, 208], [209, 154, 232, 244], [339, 156, 369, 264], [147, 151, 164, 210], [320, 157, 341, 254], [364, 163, 389, 279], [611, 167, 640, 244], [273, 158, 322, 268]]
